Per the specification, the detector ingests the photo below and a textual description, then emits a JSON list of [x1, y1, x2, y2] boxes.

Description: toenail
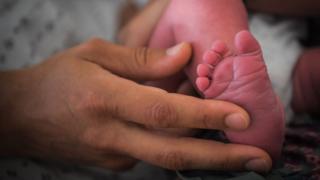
[[166, 43, 183, 56], [225, 113, 248, 130], [245, 158, 270, 173]]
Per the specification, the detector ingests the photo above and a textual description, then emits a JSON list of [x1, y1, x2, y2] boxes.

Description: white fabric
[[249, 14, 305, 122]]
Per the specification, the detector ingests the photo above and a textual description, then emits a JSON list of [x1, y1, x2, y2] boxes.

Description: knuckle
[[74, 90, 119, 119], [201, 113, 212, 129], [146, 102, 178, 128], [76, 91, 104, 114], [199, 102, 223, 129], [81, 125, 121, 151], [157, 150, 190, 170], [132, 47, 149, 69]]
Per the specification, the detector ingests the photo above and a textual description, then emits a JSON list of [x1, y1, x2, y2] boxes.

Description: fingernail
[[166, 43, 183, 56], [245, 159, 270, 173], [225, 113, 248, 130]]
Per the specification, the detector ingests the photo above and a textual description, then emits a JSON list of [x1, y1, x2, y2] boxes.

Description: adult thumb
[[79, 38, 192, 81]]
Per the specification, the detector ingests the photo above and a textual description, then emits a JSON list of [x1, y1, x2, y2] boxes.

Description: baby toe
[[197, 64, 212, 77], [196, 77, 210, 92]]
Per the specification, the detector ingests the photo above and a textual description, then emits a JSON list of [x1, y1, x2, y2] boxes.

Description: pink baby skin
[[148, 0, 285, 161]]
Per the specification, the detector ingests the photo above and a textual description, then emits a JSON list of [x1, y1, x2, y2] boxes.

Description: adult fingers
[[107, 75, 250, 131], [76, 39, 192, 81], [114, 123, 272, 173]]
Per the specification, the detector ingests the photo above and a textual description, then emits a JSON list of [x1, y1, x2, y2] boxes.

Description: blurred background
[[1, 0, 320, 179], [0, 0, 148, 70]]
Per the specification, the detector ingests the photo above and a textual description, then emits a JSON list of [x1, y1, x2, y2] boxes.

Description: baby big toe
[[235, 30, 261, 55]]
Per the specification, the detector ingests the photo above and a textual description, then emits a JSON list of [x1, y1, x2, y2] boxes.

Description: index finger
[[108, 75, 250, 131]]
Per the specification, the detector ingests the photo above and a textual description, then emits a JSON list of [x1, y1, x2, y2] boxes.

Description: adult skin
[[0, 38, 271, 172]]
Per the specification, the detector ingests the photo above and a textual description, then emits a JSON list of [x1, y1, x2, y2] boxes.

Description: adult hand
[[0, 39, 271, 172], [119, 0, 195, 95]]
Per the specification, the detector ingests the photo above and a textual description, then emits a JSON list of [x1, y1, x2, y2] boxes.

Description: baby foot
[[196, 31, 285, 160]]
